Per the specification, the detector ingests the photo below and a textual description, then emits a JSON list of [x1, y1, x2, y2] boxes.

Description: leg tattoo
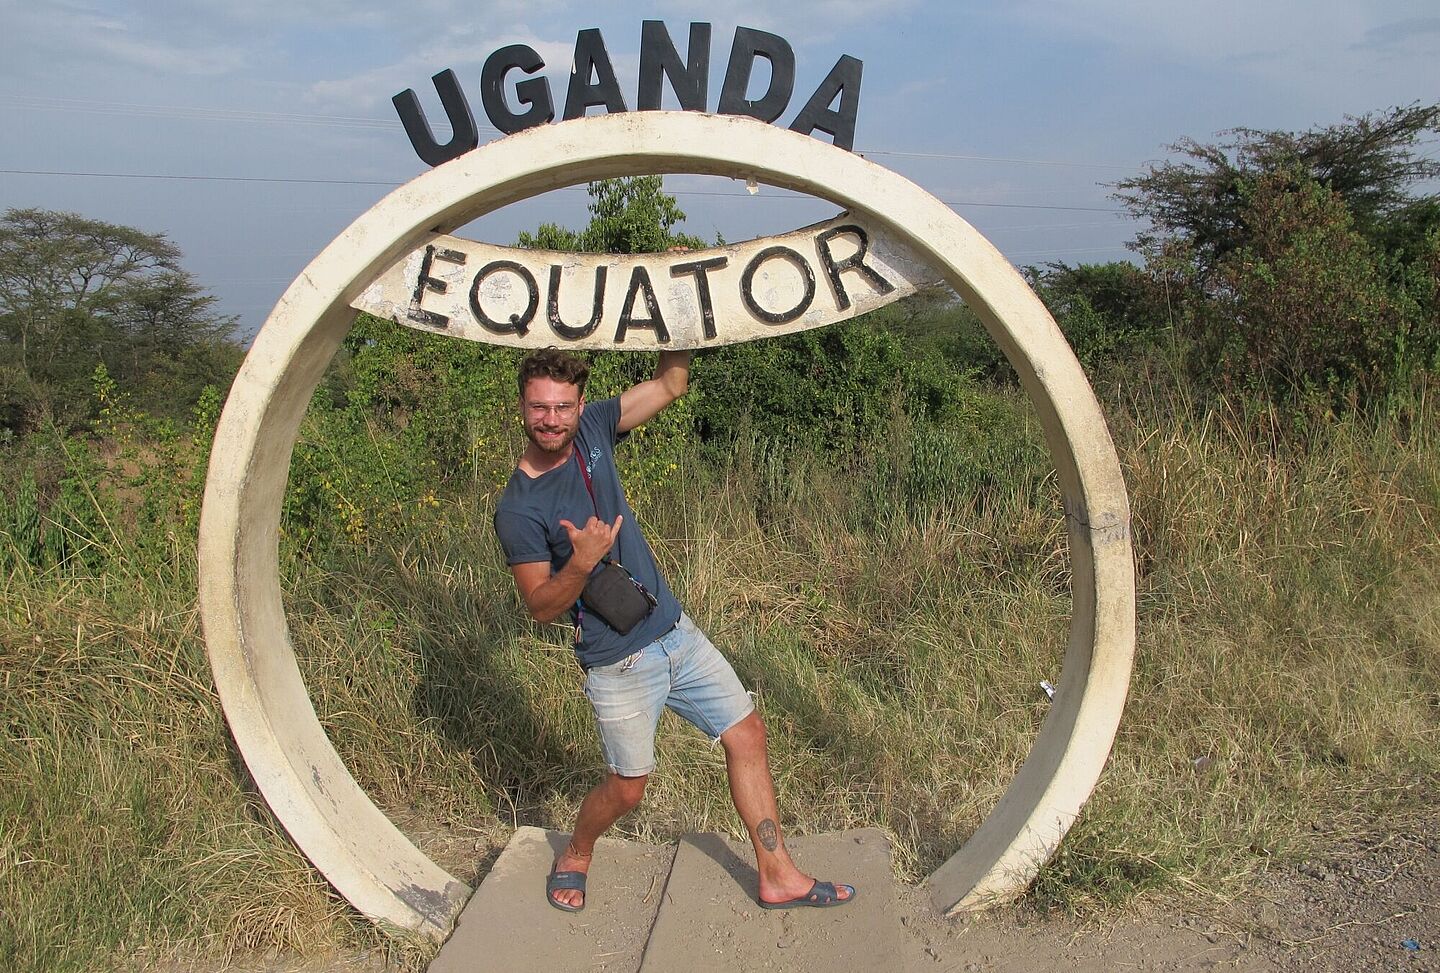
[[757, 818, 779, 852]]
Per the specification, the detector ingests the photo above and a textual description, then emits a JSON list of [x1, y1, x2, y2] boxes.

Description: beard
[[524, 420, 578, 456]]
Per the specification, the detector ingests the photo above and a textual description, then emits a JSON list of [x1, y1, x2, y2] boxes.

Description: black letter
[[789, 55, 863, 151], [615, 267, 669, 342], [815, 224, 893, 311], [392, 69, 479, 167], [481, 45, 554, 135], [740, 246, 815, 324], [469, 261, 538, 336], [563, 29, 628, 120], [638, 21, 710, 111], [670, 256, 728, 339], [717, 27, 795, 123], [547, 265, 607, 340], [408, 245, 467, 327]]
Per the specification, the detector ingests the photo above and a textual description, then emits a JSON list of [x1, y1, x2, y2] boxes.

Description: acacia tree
[[1112, 104, 1440, 409], [0, 208, 240, 429], [517, 176, 708, 254], [514, 176, 710, 396], [1115, 102, 1440, 279], [1206, 169, 1415, 401]]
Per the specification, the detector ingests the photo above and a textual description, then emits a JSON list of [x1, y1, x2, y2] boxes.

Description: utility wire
[[857, 148, 1129, 169], [0, 95, 1131, 171], [0, 94, 506, 139], [0, 167, 1131, 214], [0, 168, 398, 187]]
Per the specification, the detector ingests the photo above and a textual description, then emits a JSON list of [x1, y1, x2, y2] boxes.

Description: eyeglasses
[[524, 401, 579, 419]]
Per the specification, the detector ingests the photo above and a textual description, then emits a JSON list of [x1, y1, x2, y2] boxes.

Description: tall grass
[[2, 377, 1437, 970], [0, 522, 370, 972]]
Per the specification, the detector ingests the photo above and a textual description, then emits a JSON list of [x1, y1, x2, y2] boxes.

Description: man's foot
[[547, 843, 592, 911], [759, 878, 856, 909], [758, 871, 855, 909]]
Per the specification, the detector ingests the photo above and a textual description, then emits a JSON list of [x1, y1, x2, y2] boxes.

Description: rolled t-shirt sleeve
[[586, 396, 623, 446], [493, 509, 552, 566]]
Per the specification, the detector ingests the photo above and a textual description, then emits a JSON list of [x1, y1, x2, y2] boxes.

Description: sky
[[2, 0, 1437, 340]]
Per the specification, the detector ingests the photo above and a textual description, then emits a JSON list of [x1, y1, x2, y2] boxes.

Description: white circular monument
[[198, 110, 1135, 936]]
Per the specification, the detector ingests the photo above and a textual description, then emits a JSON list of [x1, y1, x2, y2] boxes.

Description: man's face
[[520, 376, 584, 455]]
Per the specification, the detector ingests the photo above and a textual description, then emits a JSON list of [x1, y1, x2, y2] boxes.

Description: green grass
[[0, 562, 368, 973], [2, 380, 1437, 969]]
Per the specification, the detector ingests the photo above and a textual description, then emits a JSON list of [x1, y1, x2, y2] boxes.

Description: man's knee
[[607, 772, 648, 810], [720, 710, 766, 755]]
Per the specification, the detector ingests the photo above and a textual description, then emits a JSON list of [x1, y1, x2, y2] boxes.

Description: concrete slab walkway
[[640, 828, 899, 972], [428, 827, 673, 973], [428, 828, 900, 973]]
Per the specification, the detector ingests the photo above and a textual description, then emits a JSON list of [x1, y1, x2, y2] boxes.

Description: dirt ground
[[897, 810, 1437, 973], [154, 811, 1436, 973]]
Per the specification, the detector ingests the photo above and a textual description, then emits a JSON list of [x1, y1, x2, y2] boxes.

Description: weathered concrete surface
[[638, 828, 900, 972], [199, 110, 1135, 934], [352, 213, 939, 350], [429, 827, 900, 973], [429, 827, 673, 973]]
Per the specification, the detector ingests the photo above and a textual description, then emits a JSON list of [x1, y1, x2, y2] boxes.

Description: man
[[493, 347, 855, 913]]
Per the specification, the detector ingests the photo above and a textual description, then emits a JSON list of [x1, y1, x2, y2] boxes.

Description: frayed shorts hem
[[584, 613, 752, 776], [708, 701, 756, 743]]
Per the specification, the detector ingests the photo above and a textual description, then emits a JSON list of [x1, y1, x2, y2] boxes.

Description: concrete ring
[[198, 111, 1135, 935]]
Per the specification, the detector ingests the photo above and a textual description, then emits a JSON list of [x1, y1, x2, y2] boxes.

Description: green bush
[[1205, 170, 1422, 406], [690, 318, 980, 455]]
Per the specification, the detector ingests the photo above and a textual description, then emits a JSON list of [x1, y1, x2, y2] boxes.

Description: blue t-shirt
[[493, 396, 681, 669]]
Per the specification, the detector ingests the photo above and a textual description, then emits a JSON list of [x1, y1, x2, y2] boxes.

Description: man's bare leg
[[550, 772, 647, 910], [719, 711, 853, 905]]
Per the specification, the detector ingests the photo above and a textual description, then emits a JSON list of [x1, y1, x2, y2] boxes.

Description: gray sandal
[[546, 866, 587, 913], [759, 880, 856, 909]]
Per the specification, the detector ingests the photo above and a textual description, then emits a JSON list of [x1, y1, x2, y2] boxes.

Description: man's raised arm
[[617, 350, 692, 433]]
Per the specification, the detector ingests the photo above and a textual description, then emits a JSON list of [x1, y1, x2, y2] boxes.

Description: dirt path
[[154, 812, 1436, 972], [897, 811, 1437, 973]]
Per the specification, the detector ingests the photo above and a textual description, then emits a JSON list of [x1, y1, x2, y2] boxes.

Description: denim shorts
[[583, 613, 755, 777]]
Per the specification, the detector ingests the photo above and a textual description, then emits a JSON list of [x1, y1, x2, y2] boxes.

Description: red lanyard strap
[[574, 441, 627, 567], [574, 442, 598, 513], [569, 442, 654, 641]]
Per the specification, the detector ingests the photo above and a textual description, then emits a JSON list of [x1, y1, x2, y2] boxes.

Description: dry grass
[[2, 384, 1437, 970]]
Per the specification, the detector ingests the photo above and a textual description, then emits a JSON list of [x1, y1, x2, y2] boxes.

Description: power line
[[1008, 245, 1134, 258], [0, 94, 505, 136], [857, 148, 1129, 169], [947, 200, 1124, 213], [0, 168, 398, 187], [0, 167, 1131, 214], [668, 186, 1127, 212], [0, 95, 1129, 172], [984, 220, 1131, 232]]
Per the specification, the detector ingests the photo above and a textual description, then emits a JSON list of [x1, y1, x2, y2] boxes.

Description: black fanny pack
[[582, 560, 658, 635], [573, 443, 656, 635]]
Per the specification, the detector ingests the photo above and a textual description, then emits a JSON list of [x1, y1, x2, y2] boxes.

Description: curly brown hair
[[517, 348, 590, 398]]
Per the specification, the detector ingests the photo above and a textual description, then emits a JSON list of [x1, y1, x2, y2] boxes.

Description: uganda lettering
[[394, 21, 864, 165]]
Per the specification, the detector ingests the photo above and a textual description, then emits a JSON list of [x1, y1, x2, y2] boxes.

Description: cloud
[[1, 0, 569, 92], [1352, 16, 1440, 51], [1000, 0, 1438, 118], [0, 0, 248, 78], [584, 0, 921, 48], [138, 0, 547, 31], [300, 3, 892, 118], [305, 28, 578, 115], [1005, 0, 1354, 60], [86, 21, 248, 75]]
